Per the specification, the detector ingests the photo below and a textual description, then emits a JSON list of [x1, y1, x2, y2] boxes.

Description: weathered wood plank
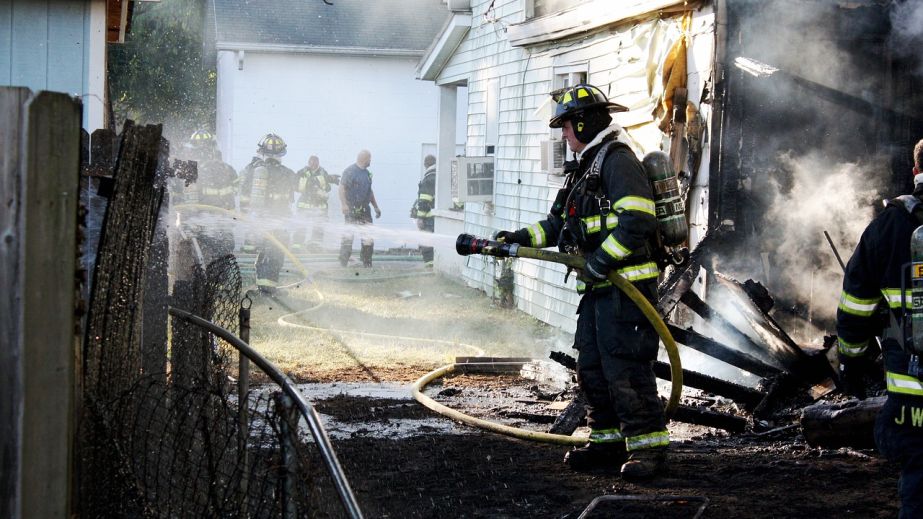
[[20, 91, 81, 519], [0, 85, 32, 519]]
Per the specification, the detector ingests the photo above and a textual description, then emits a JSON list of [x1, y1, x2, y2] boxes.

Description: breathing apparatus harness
[[882, 194, 923, 378]]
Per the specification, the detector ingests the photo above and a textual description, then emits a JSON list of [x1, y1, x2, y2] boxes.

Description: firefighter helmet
[[189, 129, 216, 148], [548, 84, 628, 129], [257, 133, 287, 157]]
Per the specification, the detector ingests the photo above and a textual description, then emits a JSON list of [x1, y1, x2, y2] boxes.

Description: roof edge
[[216, 42, 425, 57], [416, 13, 472, 81]]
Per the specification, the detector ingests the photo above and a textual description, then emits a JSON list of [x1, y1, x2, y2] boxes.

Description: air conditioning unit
[[541, 139, 566, 176]]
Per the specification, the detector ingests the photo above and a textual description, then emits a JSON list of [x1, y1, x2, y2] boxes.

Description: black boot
[[563, 442, 627, 471], [620, 448, 666, 479]]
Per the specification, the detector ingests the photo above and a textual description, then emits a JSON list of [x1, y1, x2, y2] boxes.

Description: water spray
[[455, 233, 683, 417]]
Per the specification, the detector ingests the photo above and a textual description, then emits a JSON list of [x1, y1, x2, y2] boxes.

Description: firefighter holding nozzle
[[836, 138, 923, 517], [494, 84, 668, 478]]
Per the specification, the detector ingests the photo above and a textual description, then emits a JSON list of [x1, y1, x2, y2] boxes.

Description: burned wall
[[708, 0, 923, 336]]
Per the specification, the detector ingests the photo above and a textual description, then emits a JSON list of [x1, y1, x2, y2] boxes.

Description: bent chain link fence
[[79, 124, 342, 518]]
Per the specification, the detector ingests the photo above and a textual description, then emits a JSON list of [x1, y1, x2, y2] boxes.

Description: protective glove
[[581, 253, 610, 283], [495, 229, 530, 246], [374, 207, 382, 219], [837, 357, 868, 400]]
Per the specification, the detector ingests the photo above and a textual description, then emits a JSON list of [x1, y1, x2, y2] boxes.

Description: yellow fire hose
[[410, 235, 684, 446]]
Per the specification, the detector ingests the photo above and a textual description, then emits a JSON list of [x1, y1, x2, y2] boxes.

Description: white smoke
[[890, 1, 923, 77]]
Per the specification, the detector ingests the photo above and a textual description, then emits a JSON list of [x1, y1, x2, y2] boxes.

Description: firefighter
[[238, 133, 297, 294], [339, 149, 381, 267], [293, 155, 336, 252], [182, 129, 238, 262], [836, 138, 923, 518], [494, 84, 668, 478], [411, 154, 437, 266]]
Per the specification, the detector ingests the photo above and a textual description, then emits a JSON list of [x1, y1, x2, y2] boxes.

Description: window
[[454, 156, 494, 203], [526, 0, 589, 20]]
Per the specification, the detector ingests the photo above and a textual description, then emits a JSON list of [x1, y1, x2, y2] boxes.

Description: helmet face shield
[[548, 84, 628, 128]]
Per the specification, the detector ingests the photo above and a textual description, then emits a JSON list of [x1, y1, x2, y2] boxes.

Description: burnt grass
[[302, 375, 900, 519]]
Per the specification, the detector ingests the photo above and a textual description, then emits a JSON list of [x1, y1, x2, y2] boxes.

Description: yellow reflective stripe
[[527, 223, 545, 247], [202, 186, 235, 196], [837, 337, 868, 357], [601, 235, 631, 261], [255, 278, 277, 288], [616, 261, 659, 281], [577, 87, 589, 98], [838, 291, 881, 317], [576, 280, 611, 293], [419, 194, 434, 202], [562, 91, 573, 103], [881, 288, 912, 309], [625, 430, 669, 451], [589, 428, 623, 443], [582, 215, 617, 234], [612, 196, 655, 216], [416, 210, 433, 217], [887, 371, 923, 396]]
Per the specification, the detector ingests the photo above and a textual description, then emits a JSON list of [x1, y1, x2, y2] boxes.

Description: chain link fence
[[79, 123, 348, 518]]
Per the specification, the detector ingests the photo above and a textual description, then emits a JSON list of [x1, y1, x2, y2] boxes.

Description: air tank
[[641, 150, 687, 247], [910, 225, 923, 355]]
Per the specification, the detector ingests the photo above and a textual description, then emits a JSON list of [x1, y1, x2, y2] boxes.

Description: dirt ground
[[249, 258, 902, 518]]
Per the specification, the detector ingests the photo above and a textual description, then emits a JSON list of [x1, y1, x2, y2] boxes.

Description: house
[[207, 0, 451, 243], [419, 0, 923, 335], [0, 0, 138, 131]]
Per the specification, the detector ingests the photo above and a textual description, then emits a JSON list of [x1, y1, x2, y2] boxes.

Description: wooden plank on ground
[[0, 85, 32, 519], [20, 91, 80, 519]]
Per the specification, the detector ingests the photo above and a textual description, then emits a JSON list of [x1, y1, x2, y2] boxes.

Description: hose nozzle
[[456, 233, 519, 258]]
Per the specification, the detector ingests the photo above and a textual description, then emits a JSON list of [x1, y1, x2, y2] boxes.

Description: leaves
[[108, 0, 216, 143]]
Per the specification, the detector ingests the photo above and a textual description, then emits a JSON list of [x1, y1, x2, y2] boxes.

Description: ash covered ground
[[250, 259, 900, 518]]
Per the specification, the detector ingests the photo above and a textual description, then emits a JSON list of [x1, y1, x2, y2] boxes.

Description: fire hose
[[452, 234, 683, 417]]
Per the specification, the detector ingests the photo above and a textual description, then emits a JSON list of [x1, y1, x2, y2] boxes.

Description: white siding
[[434, 0, 715, 332], [217, 51, 440, 246]]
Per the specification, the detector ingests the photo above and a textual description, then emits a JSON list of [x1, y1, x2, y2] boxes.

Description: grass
[[242, 265, 571, 383]]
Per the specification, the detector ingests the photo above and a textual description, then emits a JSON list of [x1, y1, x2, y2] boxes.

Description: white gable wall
[[434, 0, 715, 333], [216, 50, 440, 245]]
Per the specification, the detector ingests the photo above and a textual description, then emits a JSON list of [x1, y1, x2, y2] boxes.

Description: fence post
[[275, 393, 299, 519], [0, 86, 33, 519], [20, 91, 81, 518]]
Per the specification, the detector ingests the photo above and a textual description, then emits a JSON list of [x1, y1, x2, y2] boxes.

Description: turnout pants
[[876, 394, 923, 519], [418, 217, 434, 263], [255, 228, 288, 291], [575, 283, 669, 451]]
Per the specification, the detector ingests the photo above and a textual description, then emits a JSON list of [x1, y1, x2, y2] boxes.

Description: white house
[[208, 0, 451, 245], [0, 0, 137, 131], [417, 0, 923, 338]]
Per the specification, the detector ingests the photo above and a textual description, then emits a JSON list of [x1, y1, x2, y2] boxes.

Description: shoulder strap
[[885, 194, 923, 225]]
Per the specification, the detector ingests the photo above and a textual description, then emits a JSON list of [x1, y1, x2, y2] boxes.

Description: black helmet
[[257, 133, 287, 157], [189, 129, 216, 148], [548, 84, 628, 129]]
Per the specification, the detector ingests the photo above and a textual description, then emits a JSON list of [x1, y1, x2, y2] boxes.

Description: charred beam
[[800, 396, 884, 449], [667, 324, 782, 378], [652, 361, 763, 408], [672, 405, 748, 433]]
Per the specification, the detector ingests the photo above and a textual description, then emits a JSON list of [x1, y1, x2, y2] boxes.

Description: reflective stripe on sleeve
[[526, 222, 546, 247], [838, 291, 881, 317], [419, 194, 434, 202], [601, 234, 631, 261], [887, 371, 923, 396], [612, 196, 655, 216], [881, 288, 913, 310]]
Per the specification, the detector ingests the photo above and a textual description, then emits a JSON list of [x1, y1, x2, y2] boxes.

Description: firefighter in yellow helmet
[[238, 133, 297, 294], [494, 84, 668, 478], [182, 129, 238, 261], [410, 154, 437, 266]]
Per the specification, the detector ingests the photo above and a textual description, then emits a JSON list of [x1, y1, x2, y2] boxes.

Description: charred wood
[[672, 405, 748, 432], [667, 324, 782, 378], [548, 392, 586, 435], [799, 396, 884, 449], [652, 361, 764, 408]]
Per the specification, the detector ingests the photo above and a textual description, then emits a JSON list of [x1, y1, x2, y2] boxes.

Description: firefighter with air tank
[[293, 155, 337, 252], [836, 138, 923, 517], [238, 133, 297, 294], [493, 84, 670, 478], [182, 129, 238, 262]]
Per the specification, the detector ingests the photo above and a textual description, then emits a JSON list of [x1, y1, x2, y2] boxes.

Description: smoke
[[759, 151, 886, 324], [890, 1, 923, 77]]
